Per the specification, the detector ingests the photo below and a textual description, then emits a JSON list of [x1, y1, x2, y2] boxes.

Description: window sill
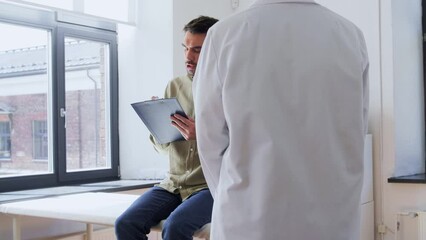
[[388, 173, 426, 184], [0, 179, 159, 204]]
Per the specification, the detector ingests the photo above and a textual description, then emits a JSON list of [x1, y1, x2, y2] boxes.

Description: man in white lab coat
[[193, 0, 369, 239]]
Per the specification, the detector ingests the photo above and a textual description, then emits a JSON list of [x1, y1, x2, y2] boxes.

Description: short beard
[[187, 70, 194, 77]]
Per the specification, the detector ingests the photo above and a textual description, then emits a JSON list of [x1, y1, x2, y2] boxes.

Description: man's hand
[[171, 114, 196, 140]]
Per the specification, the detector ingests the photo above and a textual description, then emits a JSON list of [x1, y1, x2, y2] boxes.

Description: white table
[[0, 192, 139, 240], [0, 192, 210, 240]]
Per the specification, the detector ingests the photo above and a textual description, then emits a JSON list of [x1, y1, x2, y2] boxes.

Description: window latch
[[60, 108, 66, 117], [60, 108, 67, 128]]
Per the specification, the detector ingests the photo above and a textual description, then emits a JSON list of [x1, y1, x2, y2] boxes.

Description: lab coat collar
[[252, 0, 316, 6]]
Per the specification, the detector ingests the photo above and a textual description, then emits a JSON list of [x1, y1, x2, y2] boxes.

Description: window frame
[[56, 23, 119, 183], [423, 0, 426, 175], [0, 2, 119, 192], [388, 1, 426, 183]]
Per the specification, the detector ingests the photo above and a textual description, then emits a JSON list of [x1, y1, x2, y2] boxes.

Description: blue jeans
[[115, 186, 213, 240]]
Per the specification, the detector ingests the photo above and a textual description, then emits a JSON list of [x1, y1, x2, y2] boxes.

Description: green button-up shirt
[[150, 75, 208, 200]]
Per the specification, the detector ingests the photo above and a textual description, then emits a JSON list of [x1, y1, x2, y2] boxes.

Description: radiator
[[396, 211, 426, 240]]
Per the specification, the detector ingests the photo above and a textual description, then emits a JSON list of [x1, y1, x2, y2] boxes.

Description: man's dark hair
[[183, 16, 218, 34]]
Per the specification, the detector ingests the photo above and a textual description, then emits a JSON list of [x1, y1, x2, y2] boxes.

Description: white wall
[[119, 0, 236, 180], [172, 0, 235, 77], [118, 0, 173, 179]]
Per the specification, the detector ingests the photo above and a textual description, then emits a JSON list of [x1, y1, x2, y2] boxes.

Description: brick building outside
[[0, 39, 108, 177]]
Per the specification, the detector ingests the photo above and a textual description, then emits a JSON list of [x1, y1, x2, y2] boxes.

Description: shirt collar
[[252, 0, 316, 6], [187, 74, 193, 81]]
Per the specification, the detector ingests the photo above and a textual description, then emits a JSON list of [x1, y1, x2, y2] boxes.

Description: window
[[0, 2, 119, 192], [0, 21, 52, 177], [64, 37, 111, 172], [21, 0, 73, 10], [84, 0, 129, 23], [388, 0, 426, 183], [33, 120, 48, 160], [0, 120, 11, 160]]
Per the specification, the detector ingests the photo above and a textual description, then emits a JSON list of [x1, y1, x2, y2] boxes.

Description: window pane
[[84, 0, 128, 22], [33, 120, 48, 160], [21, 0, 73, 10], [0, 22, 52, 177], [65, 37, 110, 172], [0, 121, 11, 159]]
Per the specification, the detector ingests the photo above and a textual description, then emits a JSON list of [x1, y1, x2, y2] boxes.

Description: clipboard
[[131, 98, 187, 144]]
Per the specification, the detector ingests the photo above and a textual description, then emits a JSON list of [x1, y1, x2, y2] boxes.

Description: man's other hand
[[171, 114, 196, 140]]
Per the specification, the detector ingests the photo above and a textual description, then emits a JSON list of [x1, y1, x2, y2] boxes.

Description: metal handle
[[60, 108, 67, 128], [60, 108, 66, 117]]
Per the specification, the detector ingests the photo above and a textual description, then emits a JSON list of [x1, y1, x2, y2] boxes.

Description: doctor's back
[[194, 0, 369, 239]]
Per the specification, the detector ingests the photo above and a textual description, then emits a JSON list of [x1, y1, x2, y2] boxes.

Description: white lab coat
[[193, 0, 369, 239]]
